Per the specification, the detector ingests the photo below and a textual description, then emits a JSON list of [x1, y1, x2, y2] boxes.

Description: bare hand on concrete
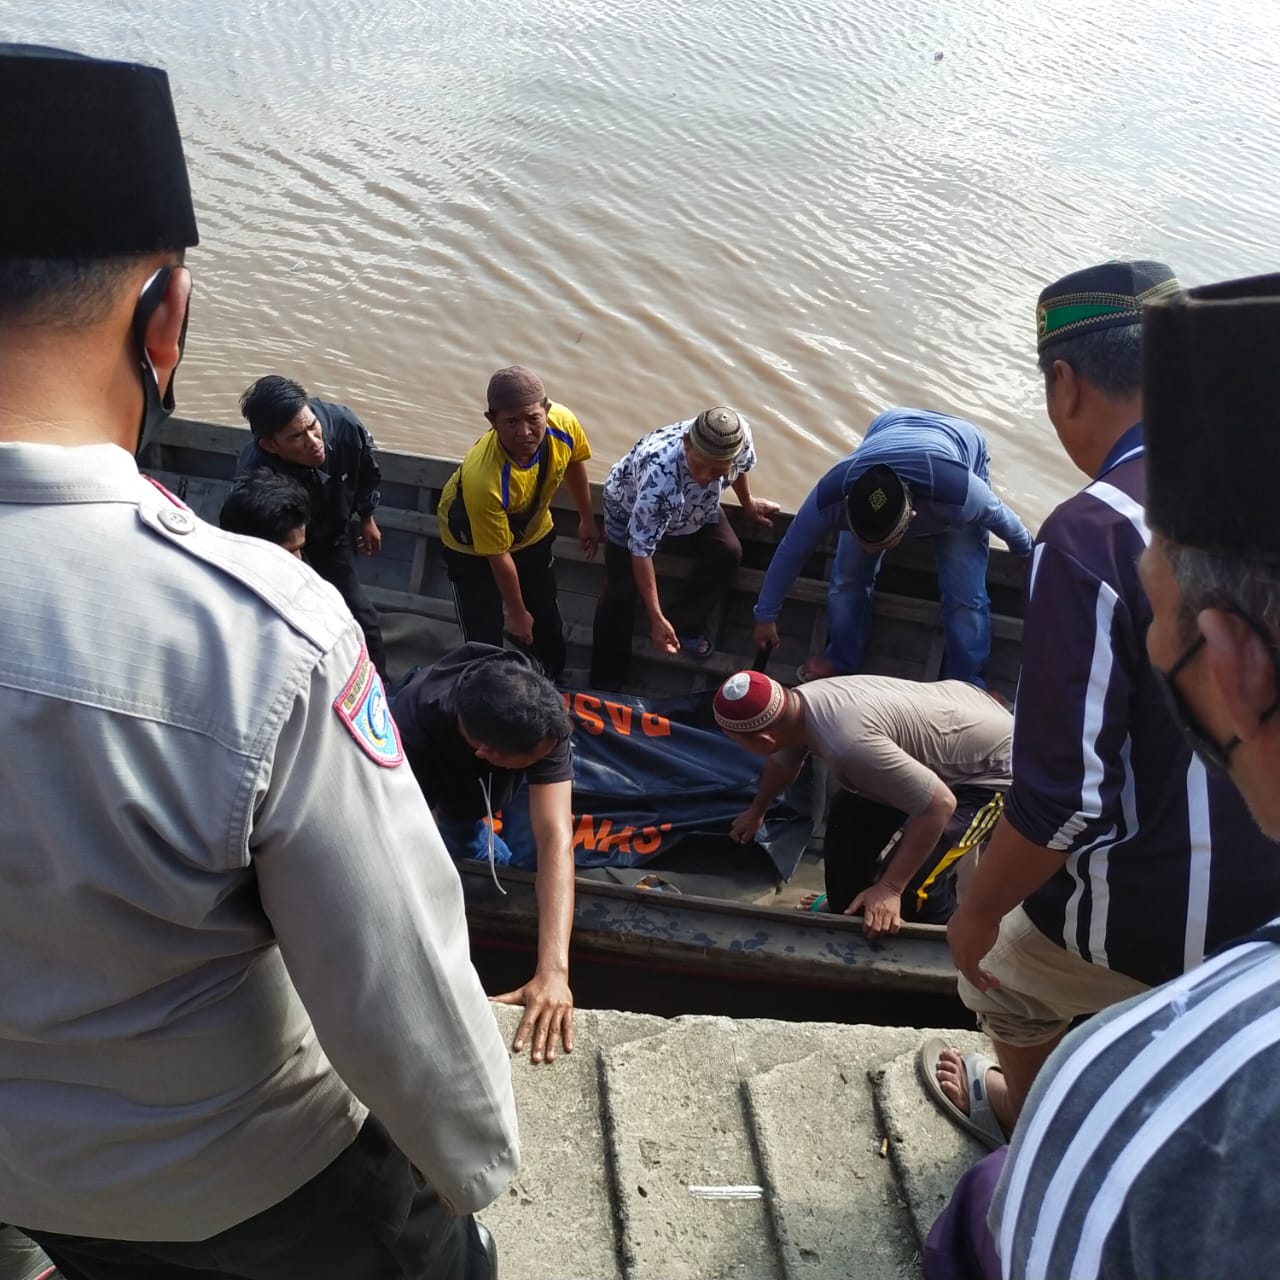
[[492, 971, 574, 1064]]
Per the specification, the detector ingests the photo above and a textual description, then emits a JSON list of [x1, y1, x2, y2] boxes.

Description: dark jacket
[[390, 643, 573, 822], [236, 398, 381, 556]]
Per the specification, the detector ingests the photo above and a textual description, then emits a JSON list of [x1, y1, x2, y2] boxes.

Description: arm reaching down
[[963, 473, 1034, 555], [729, 747, 807, 844], [946, 819, 1067, 990], [731, 472, 778, 527], [848, 778, 956, 938], [631, 552, 679, 654], [492, 779, 576, 1064], [753, 481, 843, 625], [357, 514, 382, 556], [487, 551, 535, 644], [351, 409, 383, 522], [564, 459, 600, 559]]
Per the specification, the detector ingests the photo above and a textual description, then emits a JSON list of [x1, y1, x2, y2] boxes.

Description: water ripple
[[12, 0, 1280, 522]]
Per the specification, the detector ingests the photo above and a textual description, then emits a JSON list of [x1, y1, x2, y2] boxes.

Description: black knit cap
[[1144, 273, 1280, 562], [0, 44, 199, 257], [1037, 260, 1179, 353], [846, 464, 911, 543]]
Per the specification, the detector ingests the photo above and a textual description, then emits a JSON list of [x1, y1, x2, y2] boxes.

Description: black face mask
[[1153, 611, 1280, 775], [130, 266, 190, 460]]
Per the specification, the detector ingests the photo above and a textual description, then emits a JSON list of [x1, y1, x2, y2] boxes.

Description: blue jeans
[[825, 526, 991, 685], [433, 813, 538, 871]]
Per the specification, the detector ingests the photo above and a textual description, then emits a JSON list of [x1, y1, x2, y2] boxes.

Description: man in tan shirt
[[716, 670, 1012, 937]]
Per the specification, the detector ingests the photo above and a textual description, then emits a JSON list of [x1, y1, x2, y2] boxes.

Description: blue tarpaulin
[[499, 689, 810, 879]]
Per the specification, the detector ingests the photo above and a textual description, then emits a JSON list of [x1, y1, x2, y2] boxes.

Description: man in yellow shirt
[[439, 367, 600, 679]]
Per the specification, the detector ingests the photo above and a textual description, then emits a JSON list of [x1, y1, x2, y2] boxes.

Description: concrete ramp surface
[[482, 1006, 988, 1279]]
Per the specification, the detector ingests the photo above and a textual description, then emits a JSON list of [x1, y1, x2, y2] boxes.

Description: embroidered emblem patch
[[334, 650, 403, 767]]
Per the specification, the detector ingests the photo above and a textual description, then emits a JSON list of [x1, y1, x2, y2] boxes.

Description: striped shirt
[[992, 918, 1280, 1280], [1005, 424, 1279, 986]]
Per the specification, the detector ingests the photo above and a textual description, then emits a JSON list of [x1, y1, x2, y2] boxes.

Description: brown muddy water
[[11, 0, 1280, 528]]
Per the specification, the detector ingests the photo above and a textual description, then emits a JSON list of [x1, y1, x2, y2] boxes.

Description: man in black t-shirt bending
[[391, 644, 577, 1066]]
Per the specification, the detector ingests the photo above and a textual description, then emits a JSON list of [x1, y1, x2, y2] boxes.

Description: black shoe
[[469, 1219, 497, 1280]]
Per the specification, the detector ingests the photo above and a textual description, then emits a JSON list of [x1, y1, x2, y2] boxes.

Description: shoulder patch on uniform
[[334, 649, 403, 767]]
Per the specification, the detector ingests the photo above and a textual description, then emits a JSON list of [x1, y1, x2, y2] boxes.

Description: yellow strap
[[915, 793, 1004, 909]]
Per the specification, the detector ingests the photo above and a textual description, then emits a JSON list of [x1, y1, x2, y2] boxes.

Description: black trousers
[[822, 786, 999, 923], [443, 530, 565, 679], [310, 540, 388, 678], [22, 1117, 491, 1280], [589, 516, 743, 690]]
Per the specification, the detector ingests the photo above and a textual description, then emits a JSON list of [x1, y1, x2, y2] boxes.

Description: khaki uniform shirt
[[0, 443, 517, 1240]]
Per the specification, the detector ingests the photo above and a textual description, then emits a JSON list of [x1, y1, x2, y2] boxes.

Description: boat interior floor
[[576, 847, 826, 910]]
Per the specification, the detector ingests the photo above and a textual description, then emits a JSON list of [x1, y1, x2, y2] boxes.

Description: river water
[[9, 0, 1280, 525]]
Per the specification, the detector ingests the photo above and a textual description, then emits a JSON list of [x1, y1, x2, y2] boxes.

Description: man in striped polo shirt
[[927, 261, 1280, 1147], [924, 276, 1280, 1280]]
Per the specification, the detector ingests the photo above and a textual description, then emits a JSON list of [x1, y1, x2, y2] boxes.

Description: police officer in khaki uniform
[[0, 46, 515, 1279]]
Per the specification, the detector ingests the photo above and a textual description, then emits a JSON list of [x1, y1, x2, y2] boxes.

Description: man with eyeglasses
[[750, 406, 1033, 686], [922, 276, 1280, 1280], [924, 262, 1280, 1152]]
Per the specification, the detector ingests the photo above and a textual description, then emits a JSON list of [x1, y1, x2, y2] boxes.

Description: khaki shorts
[[957, 905, 1149, 1047]]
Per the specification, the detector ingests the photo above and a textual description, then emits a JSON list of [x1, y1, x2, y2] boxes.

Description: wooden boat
[[141, 417, 1027, 1019]]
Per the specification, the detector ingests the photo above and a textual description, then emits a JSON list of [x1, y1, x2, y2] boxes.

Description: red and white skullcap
[[713, 670, 787, 734]]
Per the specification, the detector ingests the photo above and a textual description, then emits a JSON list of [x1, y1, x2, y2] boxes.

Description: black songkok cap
[[846, 464, 911, 543], [0, 44, 199, 258], [1037, 260, 1179, 353], [1144, 273, 1280, 562]]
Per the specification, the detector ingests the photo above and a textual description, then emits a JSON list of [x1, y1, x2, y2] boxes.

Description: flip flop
[[795, 659, 842, 683], [679, 634, 714, 659], [918, 1036, 1008, 1150], [634, 873, 682, 893]]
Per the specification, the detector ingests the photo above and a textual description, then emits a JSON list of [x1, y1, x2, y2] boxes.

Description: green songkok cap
[[1037, 260, 1179, 353]]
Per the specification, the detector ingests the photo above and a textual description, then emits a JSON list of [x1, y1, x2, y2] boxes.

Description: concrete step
[[480, 1007, 990, 1280], [868, 1036, 990, 1249], [744, 1050, 918, 1280], [597, 1015, 970, 1280], [482, 1005, 667, 1280], [600, 1018, 779, 1280]]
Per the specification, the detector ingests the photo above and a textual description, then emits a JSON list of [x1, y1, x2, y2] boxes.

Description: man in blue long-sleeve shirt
[[752, 407, 1033, 686]]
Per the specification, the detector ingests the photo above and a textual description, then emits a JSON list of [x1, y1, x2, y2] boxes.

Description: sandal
[[795, 657, 842, 683], [918, 1037, 1009, 1150], [634, 873, 682, 893], [679, 634, 714, 660]]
